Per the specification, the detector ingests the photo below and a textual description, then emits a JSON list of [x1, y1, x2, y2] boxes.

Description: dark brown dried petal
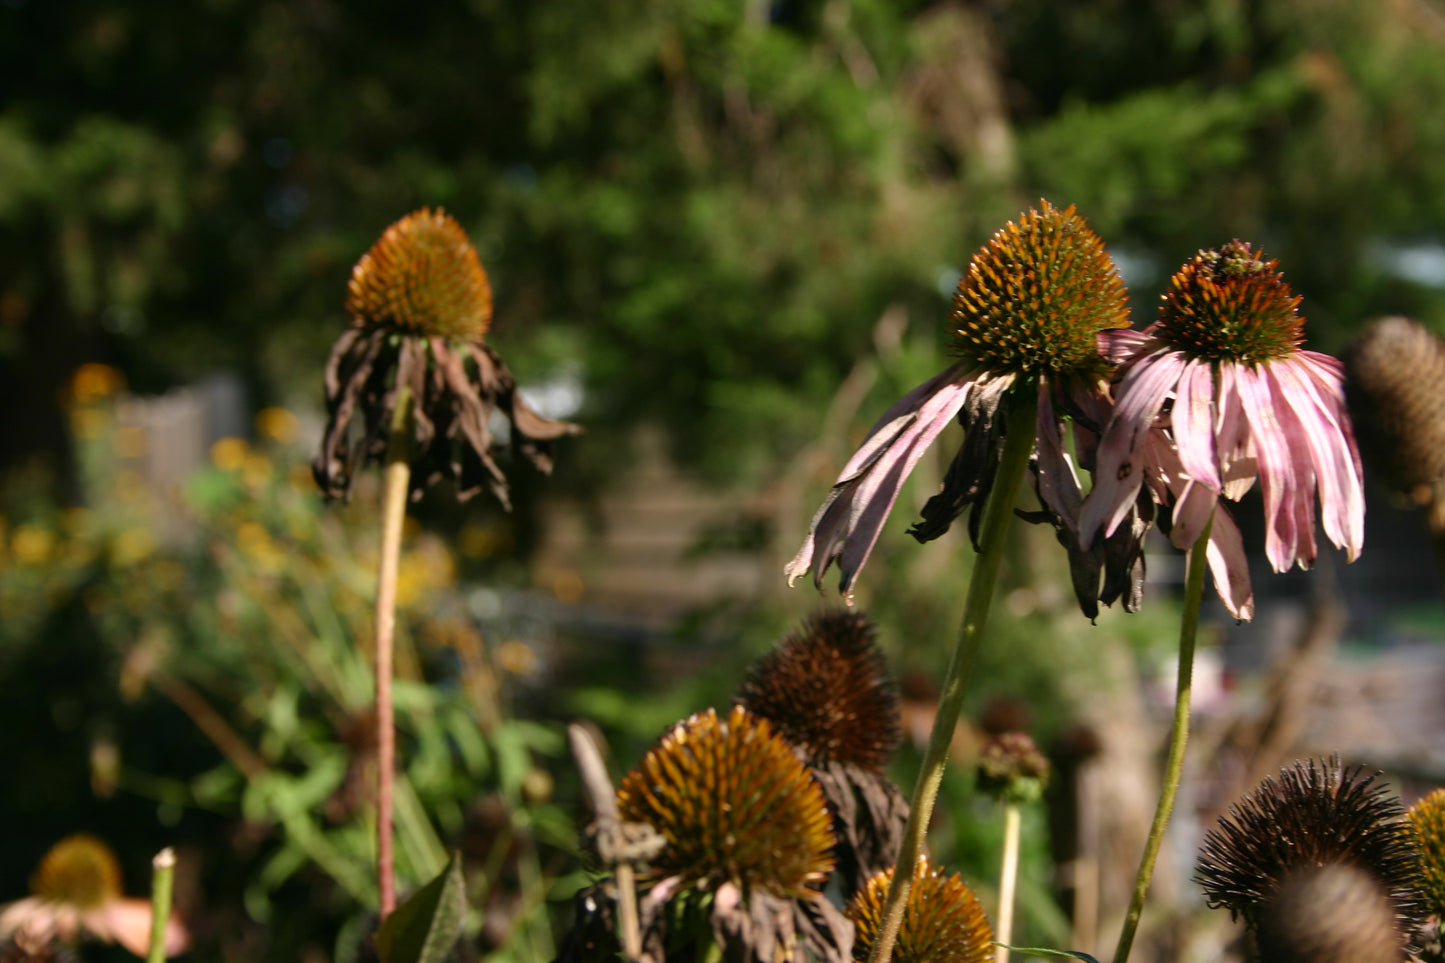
[[908, 370, 1013, 546]]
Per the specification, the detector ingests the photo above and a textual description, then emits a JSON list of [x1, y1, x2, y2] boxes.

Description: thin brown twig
[[568, 723, 643, 961]]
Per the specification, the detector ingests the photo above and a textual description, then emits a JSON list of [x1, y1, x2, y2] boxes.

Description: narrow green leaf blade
[[376, 851, 467, 963], [995, 944, 1102, 963]]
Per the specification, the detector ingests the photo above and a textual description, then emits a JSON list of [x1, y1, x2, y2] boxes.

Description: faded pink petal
[[1170, 480, 1218, 552], [87, 897, 189, 957], [1214, 363, 1257, 499], [1205, 506, 1254, 620], [785, 364, 980, 596], [1172, 360, 1221, 492], [1274, 353, 1365, 560], [1081, 346, 1186, 545], [1098, 328, 1154, 365], [1233, 365, 1302, 572]]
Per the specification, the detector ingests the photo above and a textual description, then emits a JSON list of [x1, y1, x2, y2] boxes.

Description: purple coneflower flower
[[786, 201, 1143, 617], [1080, 241, 1364, 620]]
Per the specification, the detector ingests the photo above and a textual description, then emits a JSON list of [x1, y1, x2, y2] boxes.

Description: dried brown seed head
[[736, 610, 901, 773]]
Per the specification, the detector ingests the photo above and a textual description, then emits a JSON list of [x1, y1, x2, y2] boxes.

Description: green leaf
[[376, 851, 467, 963], [995, 945, 1101, 963]]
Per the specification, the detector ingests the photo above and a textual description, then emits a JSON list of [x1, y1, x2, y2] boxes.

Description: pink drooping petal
[[1277, 351, 1366, 560], [1214, 362, 1258, 499], [785, 364, 979, 595], [1205, 505, 1254, 620], [1233, 363, 1301, 572], [1034, 383, 1084, 521], [87, 898, 189, 957], [1081, 346, 1186, 545], [1098, 328, 1156, 366], [1172, 359, 1221, 492], [1170, 479, 1219, 551]]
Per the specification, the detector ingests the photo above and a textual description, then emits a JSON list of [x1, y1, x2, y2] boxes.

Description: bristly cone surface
[[1154, 240, 1304, 365], [846, 858, 994, 963], [737, 610, 910, 898], [1345, 317, 1445, 515], [28, 836, 122, 910], [1407, 788, 1445, 917], [313, 207, 579, 506], [615, 705, 836, 898], [736, 609, 901, 773], [345, 208, 494, 341], [1196, 758, 1427, 953], [950, 199, 1129, 377]]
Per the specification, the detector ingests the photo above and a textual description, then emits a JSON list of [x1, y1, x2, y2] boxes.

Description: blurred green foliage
[[6, 0, 1445, 957]]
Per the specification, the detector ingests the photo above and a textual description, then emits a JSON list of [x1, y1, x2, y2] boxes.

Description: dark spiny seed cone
[[1407, 788, 1445, 916], [1344, 317, 1445, 521], [976, 731, 1051, 806], [846, 858, 994, 963], [1155, 240, 1305, 364], [345, 208, 493, 341], [1195, 758, 1427, 952], [1254, 863, 1406, 963], [736, 609, 902, 773], [950, 200, 1128, 376], [615, 705, 836, 898], [29, 834, 122, 909]]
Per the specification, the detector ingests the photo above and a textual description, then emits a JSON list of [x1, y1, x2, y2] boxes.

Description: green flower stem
[[147, 847, 175, 963], [869, 386, 1039, 963], [997, 803, 1022, 963], [1111, 514, 1212, 963], [375, 385, 414, 918]]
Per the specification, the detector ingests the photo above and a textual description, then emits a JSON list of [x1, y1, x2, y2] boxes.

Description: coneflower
[[314, 208, 580, 506], [737, 610, 909, 896], [614, 705, 851, 961], [0, 836, 186, 958], [1406, 787, 1445, 942], [1196, 759, 1426, 960], [1082, 240, 1365, 621], [847, 858, 994, 963]]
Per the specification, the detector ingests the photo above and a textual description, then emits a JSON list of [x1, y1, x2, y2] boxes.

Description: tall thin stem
[[147, 848, 175, 963], [996, 803, 1022, 963], [868, 386, 1039, 963], [375, 385, 413, 918], [1111, 515, 1212, 963]]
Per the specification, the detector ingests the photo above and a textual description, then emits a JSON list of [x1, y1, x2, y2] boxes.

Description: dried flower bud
[[616, 706, 836, 898], [975, 732, 1050, 806], [345, 208, 493, 341], [1196, 759, 1426, 954], [950, 200, 1128, 376], [846, 857, 993, 963], [736, 610, 901, 773], [1154, 240, 1305, 364], [1344, 317, 1445, 518]]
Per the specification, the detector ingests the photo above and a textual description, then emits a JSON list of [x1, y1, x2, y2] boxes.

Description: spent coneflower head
[[1406, 788, 1445, 917], [846, 858, 994, 963], [1195, 759, 1426, 954], [1344, 317, 1445, 529], [975, 732, 1050, 806], [736, 609, 901, 773], [314, 208, 580, 507], [787, 201, 1141, 616], [615, 705, 836, 898], [1082, 241, 1365, 621]]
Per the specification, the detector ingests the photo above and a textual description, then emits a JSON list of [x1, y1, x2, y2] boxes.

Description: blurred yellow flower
[[256, 406, 300, 444], [236, 521, 284, 573], [210, 437, 249, 472], [69, 363, 125, 405], [110, 528, 156, 567], [13, 525, 56, 566], [496, 639, 536, 676]]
